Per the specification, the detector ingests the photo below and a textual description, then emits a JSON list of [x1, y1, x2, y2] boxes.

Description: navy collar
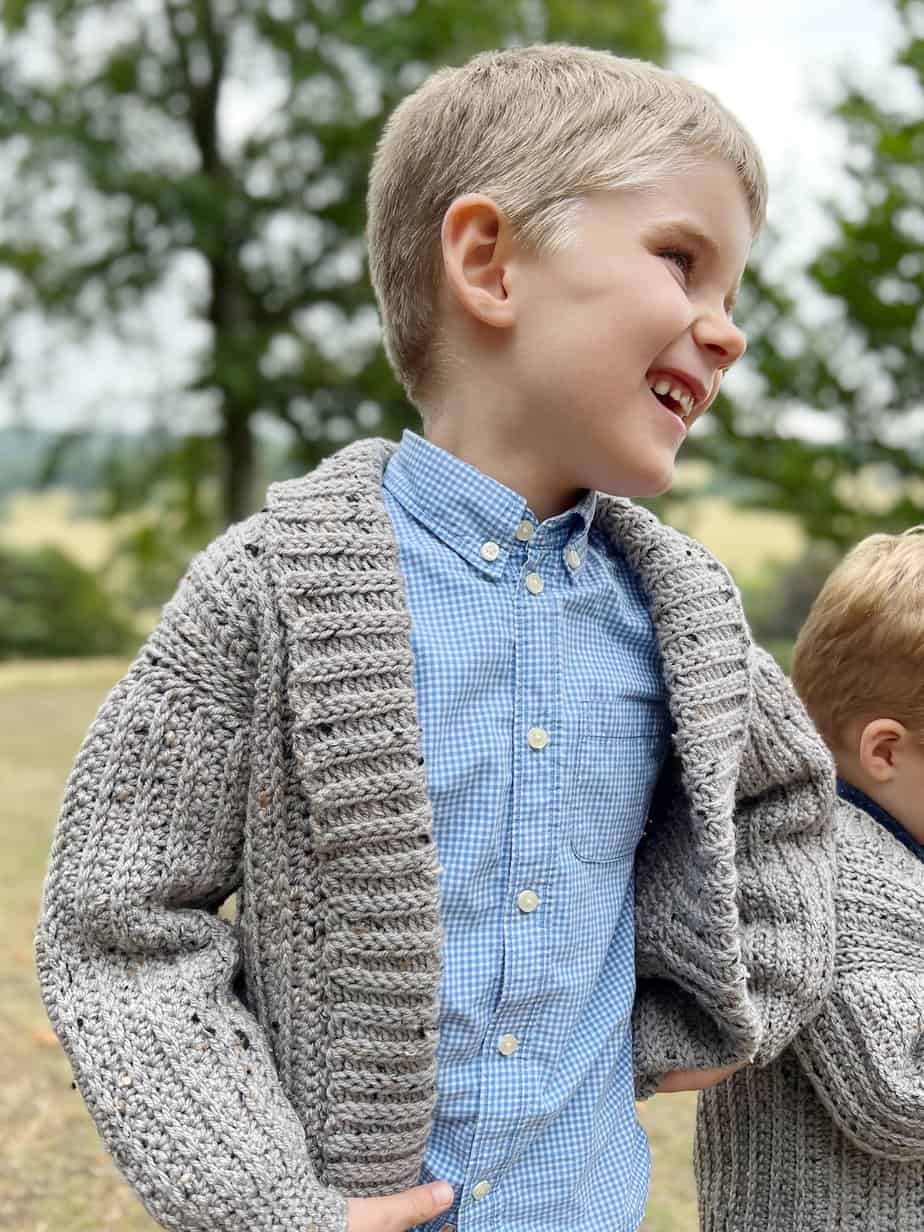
[[837, 777, 924, 863]]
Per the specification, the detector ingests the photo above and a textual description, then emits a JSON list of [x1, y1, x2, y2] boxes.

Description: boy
[[696, 528, 924, 1230], [36, 45, 835, 1232]]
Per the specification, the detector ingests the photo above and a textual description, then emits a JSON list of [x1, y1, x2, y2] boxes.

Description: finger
[[350, 1181, 454, 1232]]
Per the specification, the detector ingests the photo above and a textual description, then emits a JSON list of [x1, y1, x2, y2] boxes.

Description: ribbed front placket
[[458, 531, 563, 1230]]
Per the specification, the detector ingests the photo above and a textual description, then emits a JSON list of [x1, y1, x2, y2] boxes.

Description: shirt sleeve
[[35, 519, 348, 1232]]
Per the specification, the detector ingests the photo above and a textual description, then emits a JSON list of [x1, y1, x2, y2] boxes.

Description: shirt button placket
[[527, 726, 549, 751], [517, 889, 540, 913]]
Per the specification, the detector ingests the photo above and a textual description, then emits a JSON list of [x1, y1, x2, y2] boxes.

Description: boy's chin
[[598, 467, 677, 501]]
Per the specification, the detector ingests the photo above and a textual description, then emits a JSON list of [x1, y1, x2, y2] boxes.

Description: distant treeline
[[0, 428, 124, 497], [0, 427, 297, 502]]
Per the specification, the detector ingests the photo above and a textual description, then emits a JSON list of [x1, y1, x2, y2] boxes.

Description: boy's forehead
[[582, 189, 751, 248], [615, 165, 754, 228]]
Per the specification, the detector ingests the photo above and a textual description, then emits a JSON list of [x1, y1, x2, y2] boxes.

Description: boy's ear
[[440, 194, 516, 329], [858, 717, 907, 782]]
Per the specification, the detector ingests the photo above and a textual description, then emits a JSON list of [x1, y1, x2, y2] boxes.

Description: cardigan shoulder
[[832, 798, 924, 961]]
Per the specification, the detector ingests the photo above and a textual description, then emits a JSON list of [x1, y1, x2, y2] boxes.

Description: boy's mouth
[[649, 380, 693, 422], [646, 370, 705, 423], [650, 383, 692, 421]]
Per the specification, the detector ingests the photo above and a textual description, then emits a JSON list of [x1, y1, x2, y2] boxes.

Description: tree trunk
[[223, 408, 254, 526]]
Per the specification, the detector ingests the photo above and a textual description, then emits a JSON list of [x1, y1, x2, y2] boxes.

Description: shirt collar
[[382, 430, 597, 576], [837, 777, 924, 863]]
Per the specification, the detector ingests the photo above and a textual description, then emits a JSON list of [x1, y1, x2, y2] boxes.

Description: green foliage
[[0, 0, 666, 552], [739, 541, 843, 649], [690, 0, 924, 547], [0, 543, 138, 659]]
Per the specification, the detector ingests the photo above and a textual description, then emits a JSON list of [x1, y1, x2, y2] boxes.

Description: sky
[[667, 0, 911, 258], [1, 0, 916, 433]]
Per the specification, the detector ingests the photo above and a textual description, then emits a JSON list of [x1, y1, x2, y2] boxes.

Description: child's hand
[[655, 1062, 744, 1094], [347, 1181, 454, 1231]]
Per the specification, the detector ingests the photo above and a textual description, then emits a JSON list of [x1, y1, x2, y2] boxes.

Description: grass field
[[2, 656, 698, 1232], [0, 479, 805, 584]]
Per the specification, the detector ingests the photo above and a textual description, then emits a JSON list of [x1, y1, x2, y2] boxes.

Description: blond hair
[[366, 43, 768, 407], [791, 527, 924, 748]]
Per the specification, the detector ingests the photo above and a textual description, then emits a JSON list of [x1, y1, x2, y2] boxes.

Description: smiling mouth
[[649, 386, 691, 424]]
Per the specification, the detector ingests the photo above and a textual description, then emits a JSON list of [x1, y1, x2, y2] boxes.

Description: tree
[[685, 0, 924, 547], [0, 0, 666, 559]]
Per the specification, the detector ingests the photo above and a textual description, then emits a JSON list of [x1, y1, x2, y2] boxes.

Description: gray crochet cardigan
[[36, 437, 836, 1232], [696, 797, 924, 1231]]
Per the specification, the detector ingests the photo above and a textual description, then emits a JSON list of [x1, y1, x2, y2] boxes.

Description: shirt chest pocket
[[568, 707, 668, 863]]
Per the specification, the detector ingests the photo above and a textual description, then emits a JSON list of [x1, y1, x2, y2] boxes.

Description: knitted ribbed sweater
[[696, 797, 924, 1230], [36, 437, 836, 1232]]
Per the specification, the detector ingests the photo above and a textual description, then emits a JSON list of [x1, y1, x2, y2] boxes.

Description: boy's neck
[[835, 755, 924, 846], [423, 414, 583, 523]]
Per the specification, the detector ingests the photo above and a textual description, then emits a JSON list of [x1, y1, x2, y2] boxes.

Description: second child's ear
[[858, 717, 908, 782], [440, 194, 517, 329]]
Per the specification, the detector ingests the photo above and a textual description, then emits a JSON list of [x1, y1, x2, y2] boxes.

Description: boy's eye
[[661, 248, 695, 277]]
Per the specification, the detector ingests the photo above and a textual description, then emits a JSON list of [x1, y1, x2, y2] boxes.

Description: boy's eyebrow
[[649, 218, 742, 311]]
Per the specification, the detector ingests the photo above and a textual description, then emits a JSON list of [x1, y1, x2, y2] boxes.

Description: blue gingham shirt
[[382, 432, 670, 1232]]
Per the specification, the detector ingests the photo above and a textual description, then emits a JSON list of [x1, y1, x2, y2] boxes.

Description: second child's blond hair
[[366, 43, 768, 408], [791, 528, 924, 748]]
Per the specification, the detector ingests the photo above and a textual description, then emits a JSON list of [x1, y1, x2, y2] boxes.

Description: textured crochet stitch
[[36, 437, 836, 1232]]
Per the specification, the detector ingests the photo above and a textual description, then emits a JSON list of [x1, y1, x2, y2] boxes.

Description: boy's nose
[[693, 311, 747, 369]]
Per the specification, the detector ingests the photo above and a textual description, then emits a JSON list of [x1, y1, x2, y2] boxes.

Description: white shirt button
[[565, 546, 582, 570], [472, 1180, 492, 1201], [527, 726, 549, 751], [517, 889, 540, 913], [525, 571, 544, 595], [480, 540, 500, 562], [498, 1033, 520, 1056], [515, 520, 534, 542]]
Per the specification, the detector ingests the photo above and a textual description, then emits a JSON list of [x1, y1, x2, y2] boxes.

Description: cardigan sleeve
[[793, 972, 924, 1160], [633, 646, 837, 1097], [34, 520, 348, 1232], [730, 647, 837, 1064]]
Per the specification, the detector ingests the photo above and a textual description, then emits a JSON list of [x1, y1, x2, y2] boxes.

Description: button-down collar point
[[480, 540, 500, 562]]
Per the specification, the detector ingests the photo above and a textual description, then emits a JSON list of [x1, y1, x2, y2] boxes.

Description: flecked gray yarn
[[697, 797, 924, 1231], [36, 437, 836, 1232]]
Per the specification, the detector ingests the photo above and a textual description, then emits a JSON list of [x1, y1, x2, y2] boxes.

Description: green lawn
[[1, 657, 697, 1231]]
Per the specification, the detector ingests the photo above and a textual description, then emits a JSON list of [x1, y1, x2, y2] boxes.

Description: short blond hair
[[791, 528, 924, 748], [366, 43, 768, 407]]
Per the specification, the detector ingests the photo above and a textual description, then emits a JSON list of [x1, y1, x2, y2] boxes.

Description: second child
[[697, 527, 924, 1230]]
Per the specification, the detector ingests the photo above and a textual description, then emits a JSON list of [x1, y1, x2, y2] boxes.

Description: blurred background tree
[[2, 0, 923, 654], [0, 0, 665, 575], [684, 0, 924, 548]]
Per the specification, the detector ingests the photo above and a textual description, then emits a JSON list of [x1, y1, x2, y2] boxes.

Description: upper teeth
[[651, 379, 695, 417]]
